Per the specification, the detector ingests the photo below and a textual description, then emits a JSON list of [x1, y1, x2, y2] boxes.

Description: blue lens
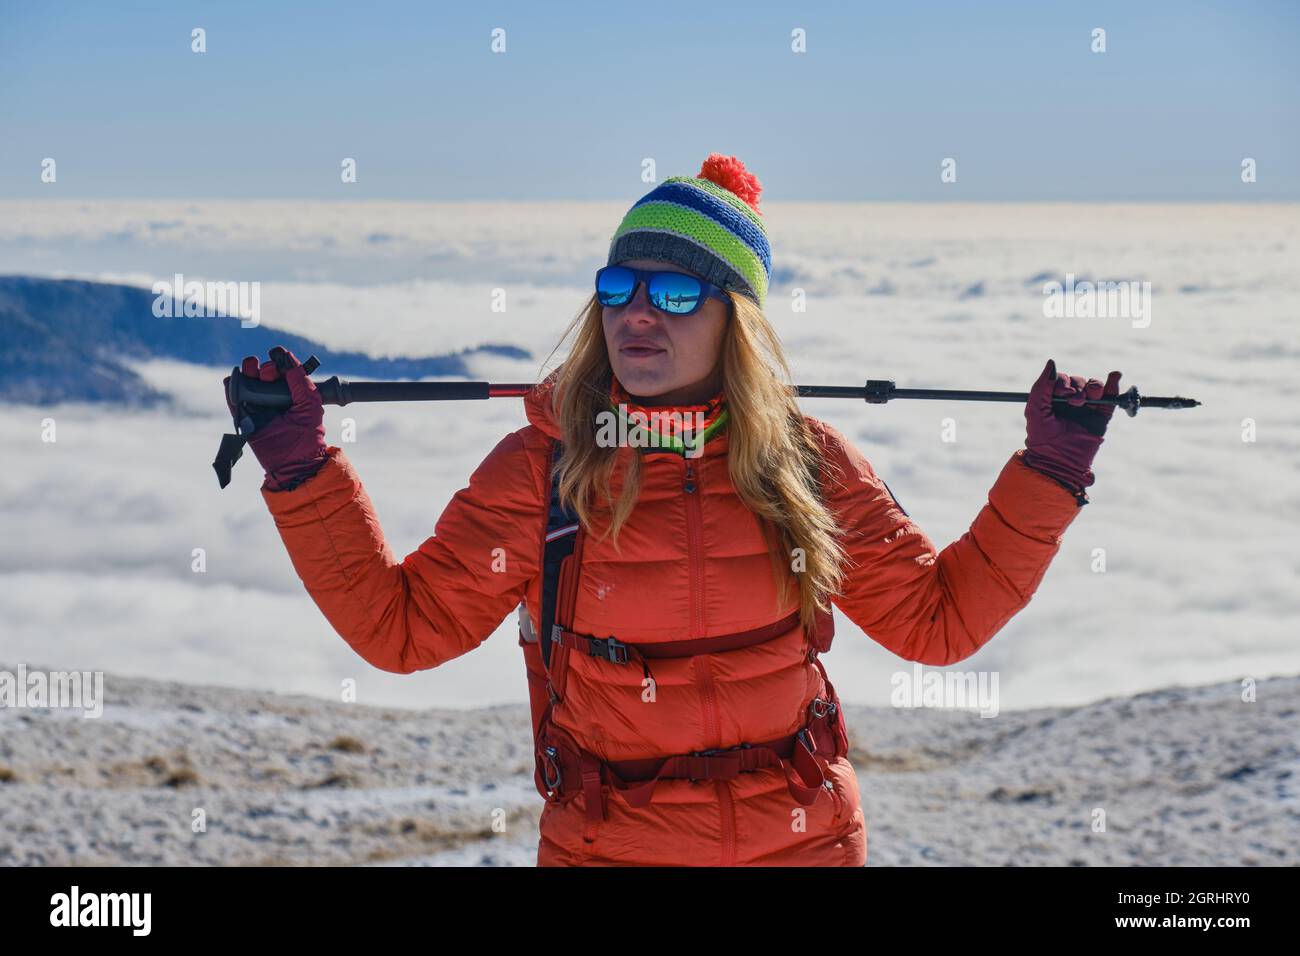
[[596, 266, 635, 306], [649, 272, 704, 314]]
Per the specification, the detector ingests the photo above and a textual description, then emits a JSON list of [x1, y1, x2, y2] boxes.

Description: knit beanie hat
[[606, 153, 771, 308]]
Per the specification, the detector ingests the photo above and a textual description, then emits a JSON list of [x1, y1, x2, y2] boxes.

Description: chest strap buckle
[[587, 636, 629, 664]]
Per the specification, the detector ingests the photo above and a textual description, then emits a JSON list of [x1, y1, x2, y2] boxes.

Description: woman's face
[[601, 258, 730, 405]]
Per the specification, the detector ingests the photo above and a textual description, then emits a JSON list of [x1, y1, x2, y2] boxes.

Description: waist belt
[[535, 668, 850, 827]]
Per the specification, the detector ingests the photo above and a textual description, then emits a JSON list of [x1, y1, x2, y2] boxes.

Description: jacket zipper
[[694, 654, 735, 865], [683, 458, 703, 637], [716, 779, 736, 866], [686, 462, 732, 862]]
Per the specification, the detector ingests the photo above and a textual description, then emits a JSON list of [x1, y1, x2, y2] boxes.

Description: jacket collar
[[607, 374, 728, 458], [525, 368, 730, 459]]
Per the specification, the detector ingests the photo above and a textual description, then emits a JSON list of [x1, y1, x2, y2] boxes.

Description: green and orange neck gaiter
[[607, 375, 729, 457]]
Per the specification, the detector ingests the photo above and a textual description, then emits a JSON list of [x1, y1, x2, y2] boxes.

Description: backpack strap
[[553, 610, 800, 663], [538, 439, 581, 672]]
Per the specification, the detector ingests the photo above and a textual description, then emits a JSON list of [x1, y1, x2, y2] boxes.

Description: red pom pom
[[697, 153, 763, 215]]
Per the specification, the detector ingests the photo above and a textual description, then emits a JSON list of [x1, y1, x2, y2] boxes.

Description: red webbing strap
[[555, 527, 584, 632], [784, 732, 830, 806], [607, 743, 785, 809], [543, 662, 850, 821], [545, 525, 586, 703], [588, 702, 843, 813], [628, 610, 802, 659], [809, 604, 835, 654], [580, 753, 604, 835], [552, 608, 801, 665]]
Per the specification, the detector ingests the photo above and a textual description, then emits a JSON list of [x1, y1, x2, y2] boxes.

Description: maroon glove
[[222, 346, 328, 492], [1022, 358, 1122, 504]]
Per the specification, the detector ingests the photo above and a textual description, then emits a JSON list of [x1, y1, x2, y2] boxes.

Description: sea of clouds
[[1, 200, 1296, 712]]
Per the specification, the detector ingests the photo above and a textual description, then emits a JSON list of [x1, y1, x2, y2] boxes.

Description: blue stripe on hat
[[631, 181, 771, 274]]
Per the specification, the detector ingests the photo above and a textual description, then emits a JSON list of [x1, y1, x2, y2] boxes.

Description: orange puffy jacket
[[261, 370, 1082, 866]]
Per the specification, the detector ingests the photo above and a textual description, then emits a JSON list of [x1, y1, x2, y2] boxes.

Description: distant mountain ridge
[[0, 275, 530, 405]]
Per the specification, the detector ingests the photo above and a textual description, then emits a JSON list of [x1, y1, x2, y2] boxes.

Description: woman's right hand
[[223, 346, 328, 491]]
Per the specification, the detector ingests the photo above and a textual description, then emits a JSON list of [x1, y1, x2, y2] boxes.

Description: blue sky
[[0, 0, 1296, 200]]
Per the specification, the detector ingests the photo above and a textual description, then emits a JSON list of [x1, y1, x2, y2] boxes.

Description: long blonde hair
[[540, 291, 848, 631]]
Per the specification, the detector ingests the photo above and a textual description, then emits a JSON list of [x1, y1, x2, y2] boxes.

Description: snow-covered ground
[[0, 200, 1297, 718], [1, 666, 1294, 866]]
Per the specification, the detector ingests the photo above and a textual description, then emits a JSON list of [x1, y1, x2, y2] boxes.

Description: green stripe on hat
[[611, 202, 769, 304]]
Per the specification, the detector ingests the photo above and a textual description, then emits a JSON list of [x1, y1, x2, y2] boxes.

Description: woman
[[225, 154, 1121, 867]]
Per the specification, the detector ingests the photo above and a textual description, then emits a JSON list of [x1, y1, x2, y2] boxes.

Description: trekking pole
[[801, 380, 1201, 414], [215, 356, 1200, 486]]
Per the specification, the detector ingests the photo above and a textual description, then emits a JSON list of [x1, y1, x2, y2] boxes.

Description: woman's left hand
[[1022, 358, 1123, 498]]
